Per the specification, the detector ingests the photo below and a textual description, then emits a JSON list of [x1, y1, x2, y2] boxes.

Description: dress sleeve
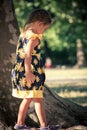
[[25, 31, 42, 41]]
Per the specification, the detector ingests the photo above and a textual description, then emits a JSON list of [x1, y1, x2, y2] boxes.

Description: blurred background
[[13, 0, 87, 106]]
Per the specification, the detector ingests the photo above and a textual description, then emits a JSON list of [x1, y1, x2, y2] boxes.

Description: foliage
[[13, 0, 87, 66]]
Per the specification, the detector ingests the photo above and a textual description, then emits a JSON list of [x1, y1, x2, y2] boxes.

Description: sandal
[[48, 125, 60, 130], [40, 125, 60, 130], [14, 124, 30, 130]]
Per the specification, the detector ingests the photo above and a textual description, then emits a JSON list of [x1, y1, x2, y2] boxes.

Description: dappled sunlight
[[58, 90, 87, 106], [51, 87, 87, 106], [45, 68, 87, 106], [50, 86, 87, 106], [45, 68, 87, 78], [59, 91, 87, 98]]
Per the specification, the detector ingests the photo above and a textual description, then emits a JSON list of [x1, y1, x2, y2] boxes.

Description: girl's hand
[[26, 72, 35, 86]]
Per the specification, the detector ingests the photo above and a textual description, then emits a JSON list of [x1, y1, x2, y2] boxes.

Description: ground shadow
[[51, 86, 87, 106]]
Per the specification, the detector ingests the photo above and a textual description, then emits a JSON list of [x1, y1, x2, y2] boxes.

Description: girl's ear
[[38, 21, 44, 26]]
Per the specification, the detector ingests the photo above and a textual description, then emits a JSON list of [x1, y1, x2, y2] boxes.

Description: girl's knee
[[23, 98, 32, 103], [34, 98, 43, 103]]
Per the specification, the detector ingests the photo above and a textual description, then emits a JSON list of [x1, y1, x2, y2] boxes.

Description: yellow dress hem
[[12, 89, 43, 99]]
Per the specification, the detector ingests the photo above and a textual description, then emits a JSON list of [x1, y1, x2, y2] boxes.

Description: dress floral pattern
[[11, 32, 45, 98]]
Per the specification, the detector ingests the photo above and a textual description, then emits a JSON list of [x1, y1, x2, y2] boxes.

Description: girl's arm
[[24, 38, 39, 84]]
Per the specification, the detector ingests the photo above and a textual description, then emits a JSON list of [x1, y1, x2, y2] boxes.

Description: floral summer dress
[[11, 31, 45, 98]]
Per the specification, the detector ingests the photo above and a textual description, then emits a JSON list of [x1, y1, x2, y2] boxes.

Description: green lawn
[[45, 68, 87, 106]]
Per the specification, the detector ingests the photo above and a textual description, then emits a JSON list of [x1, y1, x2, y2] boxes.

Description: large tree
[[0, 0, 20, 127], [0, 0, 87, 130]]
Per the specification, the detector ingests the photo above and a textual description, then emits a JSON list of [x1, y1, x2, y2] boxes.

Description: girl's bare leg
[[34, 98, 47, 127], [17, 98, 32, 125]]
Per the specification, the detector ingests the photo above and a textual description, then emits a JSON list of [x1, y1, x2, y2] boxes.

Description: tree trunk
[[0, 0, 87, 130], [0, 0, 20, 126], [74, 39, 86, 68]]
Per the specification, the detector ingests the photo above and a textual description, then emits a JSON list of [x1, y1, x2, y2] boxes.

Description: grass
[[45, 68, 87, 79], [45, 68, 87, 106]]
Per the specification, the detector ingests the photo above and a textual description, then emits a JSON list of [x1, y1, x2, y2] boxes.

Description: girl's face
[[36, 22, 50, 34]]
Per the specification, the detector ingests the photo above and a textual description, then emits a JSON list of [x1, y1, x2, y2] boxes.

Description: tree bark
[[74, 39, 86, 68], [0, 0, 87, 130], [0, 0, 20, 126]]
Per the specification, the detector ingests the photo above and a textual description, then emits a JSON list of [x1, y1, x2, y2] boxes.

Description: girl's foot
[[40, 125, 60, 130], [14, 124, 30, 130], [48, 125, 60, 130], [40, 127, 48, 130]]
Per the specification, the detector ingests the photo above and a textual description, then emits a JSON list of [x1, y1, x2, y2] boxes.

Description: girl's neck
[[28, 23, 38, 34]]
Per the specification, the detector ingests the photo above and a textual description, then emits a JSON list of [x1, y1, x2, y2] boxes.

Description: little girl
[[11, 9, 59, 130]]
